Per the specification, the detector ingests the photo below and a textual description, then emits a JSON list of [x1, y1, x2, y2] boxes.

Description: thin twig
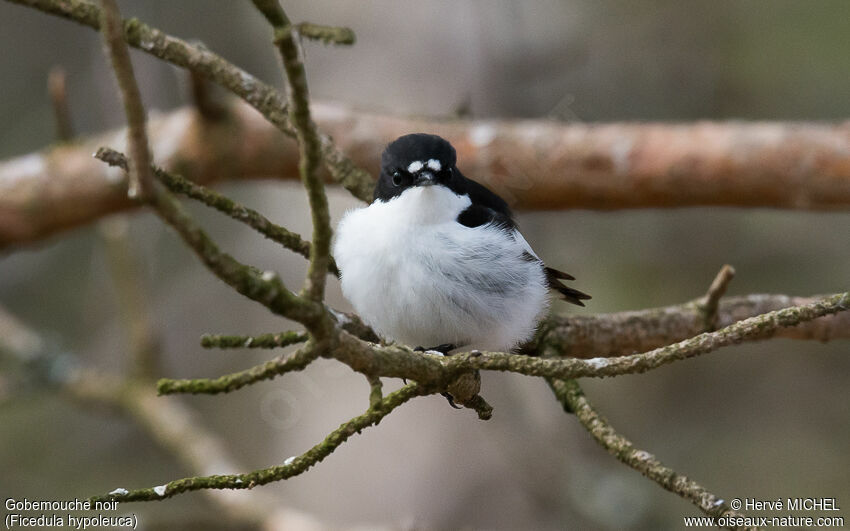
[[331, 293, 849, 385], [296, 22, 355, 45], [252, 0, 333, 306], [98, 0, 153, 200], [99, 218, 160, 378], [96, 147, 339, 276], [548, 379, 753, 530], [47, 66, 74, 141], [157, 343, 320, 395], [699, 264, 736, 331], [92, 383, 431, 502], [201, 331, 308, 350]]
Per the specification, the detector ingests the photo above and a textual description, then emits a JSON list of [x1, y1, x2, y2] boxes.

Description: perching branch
[[445, 292, 849, 380], [157, 292, 849, 400], [548, 379, 752, 531], [93, 383, 432, 503]]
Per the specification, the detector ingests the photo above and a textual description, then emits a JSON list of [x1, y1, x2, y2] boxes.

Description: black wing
[[456, 203, 515, 230], [454, 171, 591, 307]]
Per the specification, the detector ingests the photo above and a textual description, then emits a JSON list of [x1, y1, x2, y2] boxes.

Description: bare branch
[[47, 66, 74, 141], [698, 264, 736, 331], [538, 293, 850, 359], [296, 22, 356, 45], [446, 292, 849, 380], [98, 0, 153, 200], [326, 293, 848, 386], [200, 331, 308, 350], [92, 383, 431, 503], [6, 100, 850, 248], [157, 343, 319, 395], [252, 0, 333, 306], [548, 379, 752, 530]]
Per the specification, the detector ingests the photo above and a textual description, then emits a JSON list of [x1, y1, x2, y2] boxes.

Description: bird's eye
[[391, 171, 402, 186]]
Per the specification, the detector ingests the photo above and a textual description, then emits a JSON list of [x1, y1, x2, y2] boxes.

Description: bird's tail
[[545, 267, 591, 307]]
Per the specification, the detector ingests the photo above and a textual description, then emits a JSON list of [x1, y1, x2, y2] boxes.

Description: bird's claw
[[442, 392, 462, 409]]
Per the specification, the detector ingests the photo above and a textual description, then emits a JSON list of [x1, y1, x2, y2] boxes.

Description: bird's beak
[[414, 171, 435, 186]]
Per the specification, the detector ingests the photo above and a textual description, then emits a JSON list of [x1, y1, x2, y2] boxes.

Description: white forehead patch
[[407, 160, 424, 173], [426, 159, 442, 171]]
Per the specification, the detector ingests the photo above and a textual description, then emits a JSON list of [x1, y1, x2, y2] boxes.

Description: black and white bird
[[333, 133, 589, 354]]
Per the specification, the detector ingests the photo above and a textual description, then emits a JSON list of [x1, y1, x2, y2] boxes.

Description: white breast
[[333, 186, 549, 351]]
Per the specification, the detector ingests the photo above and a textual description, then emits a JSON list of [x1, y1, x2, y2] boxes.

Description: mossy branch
[[95, 148, 318, 325], [296, 22, 356, 45], [548, 379, 753, 531], [200, 331, 308, 350], [93, 383, 431, 503], [157, 343, 319, 395], [441, 292, 849, 380], [252, 0, 333, 307], [96, 147, 339, 277]]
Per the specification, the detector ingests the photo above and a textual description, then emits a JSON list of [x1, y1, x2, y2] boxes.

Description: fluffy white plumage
[[333, 185, 549, 351]]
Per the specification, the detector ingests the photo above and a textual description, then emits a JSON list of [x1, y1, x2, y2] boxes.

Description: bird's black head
[[374, 133, 458, 202]]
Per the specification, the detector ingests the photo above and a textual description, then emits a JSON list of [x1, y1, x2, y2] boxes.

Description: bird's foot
[[414, 343, 457, 356], [441, 392, 462, 409]]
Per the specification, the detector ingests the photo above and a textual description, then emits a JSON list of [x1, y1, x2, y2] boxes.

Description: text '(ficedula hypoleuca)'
[[333, 133, 590, 354]]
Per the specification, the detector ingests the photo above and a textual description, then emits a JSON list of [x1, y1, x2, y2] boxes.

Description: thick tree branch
[[548, 379, 751, 530], [537, 293, 850, 359], [4, 100, 850, 249], [92, 383, 431, 503]]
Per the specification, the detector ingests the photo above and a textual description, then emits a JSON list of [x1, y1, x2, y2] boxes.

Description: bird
[[333, 133, 590, 357]]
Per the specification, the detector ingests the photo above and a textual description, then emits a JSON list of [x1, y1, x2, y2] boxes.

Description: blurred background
[[1, 1, 848, 529]]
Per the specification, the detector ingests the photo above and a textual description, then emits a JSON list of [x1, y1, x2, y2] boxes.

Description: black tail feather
[[545, 267, 591, 307]]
